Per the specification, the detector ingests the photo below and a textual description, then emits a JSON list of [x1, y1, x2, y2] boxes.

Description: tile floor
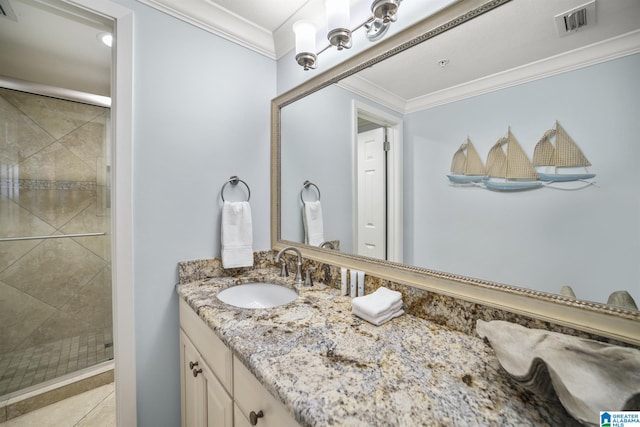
[[0, 382, 114, 427], [0, 332, 113, 397]]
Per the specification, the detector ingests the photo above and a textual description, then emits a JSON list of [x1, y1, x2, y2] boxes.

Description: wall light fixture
[[293, 21, 318, 70], [325, 0, 352, 50], [293, 0, 402, 71]]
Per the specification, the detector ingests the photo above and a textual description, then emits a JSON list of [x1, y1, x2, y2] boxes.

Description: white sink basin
[[216, 282, 298, 309]]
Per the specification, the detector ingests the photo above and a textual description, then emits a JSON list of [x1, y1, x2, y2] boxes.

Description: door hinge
[[383, 128, 390, 152]]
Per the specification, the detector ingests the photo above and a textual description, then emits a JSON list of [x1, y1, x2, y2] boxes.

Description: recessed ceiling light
[[97, 32, 113, 47]]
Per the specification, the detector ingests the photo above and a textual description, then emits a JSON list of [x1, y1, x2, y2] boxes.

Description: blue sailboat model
[[533, 121, 595, 182], [483, 128, 542, 191], [446, 137, 487, 183]]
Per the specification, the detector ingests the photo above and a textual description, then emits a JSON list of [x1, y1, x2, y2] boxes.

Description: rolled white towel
[[351, 286, 402, 318], [353, 308, 404, 326]]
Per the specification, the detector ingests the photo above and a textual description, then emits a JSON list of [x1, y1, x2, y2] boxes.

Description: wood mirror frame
[[271, 0, 640, 345]]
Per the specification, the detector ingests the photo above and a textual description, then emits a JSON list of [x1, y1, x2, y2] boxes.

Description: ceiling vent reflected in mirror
[[0, 0, 17, 21], [555, 0, 596, 37]]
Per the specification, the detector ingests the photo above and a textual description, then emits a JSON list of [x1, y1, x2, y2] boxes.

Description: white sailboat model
[[447, 137, 487, 183], [533, 121, 595, 182], [484, 128, 542, 191]]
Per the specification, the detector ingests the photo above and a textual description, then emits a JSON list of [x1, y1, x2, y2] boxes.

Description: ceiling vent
[[0, 0, 17, 21], [555, 0, 596, 37]]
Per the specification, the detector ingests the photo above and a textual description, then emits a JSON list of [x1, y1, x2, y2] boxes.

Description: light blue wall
[[281, 85, 354, 251], [281, 84, 401, 252], [113, 1, 275, 425], [404, 54, 640, 305]]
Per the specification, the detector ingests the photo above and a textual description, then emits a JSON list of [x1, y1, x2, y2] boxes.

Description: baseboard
[[0, 361, 114, 422]]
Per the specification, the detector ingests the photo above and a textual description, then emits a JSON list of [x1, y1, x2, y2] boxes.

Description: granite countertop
[[176, 268, 577, 427]]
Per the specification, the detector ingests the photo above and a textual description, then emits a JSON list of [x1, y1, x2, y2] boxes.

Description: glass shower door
[[0, 87, 113, 397]]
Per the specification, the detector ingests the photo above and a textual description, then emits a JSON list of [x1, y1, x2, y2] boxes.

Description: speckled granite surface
[[178, 253, 631, 347], [176, 266, 579, 427]]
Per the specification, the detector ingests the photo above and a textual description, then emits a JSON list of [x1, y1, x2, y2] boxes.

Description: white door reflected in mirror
[[357, 127, 386, 259]]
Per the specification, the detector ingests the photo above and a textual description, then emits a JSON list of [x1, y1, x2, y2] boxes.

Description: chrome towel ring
[[221, 176, 250, 202], [300, 180, 321, 203]]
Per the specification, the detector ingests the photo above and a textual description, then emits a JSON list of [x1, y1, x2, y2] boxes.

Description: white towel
[[353, 308, 404, 326], [221, 201, 253, 268], [359, 299, 402, 318], [302, 200, 324, 246], [351, 286, 403, 318]]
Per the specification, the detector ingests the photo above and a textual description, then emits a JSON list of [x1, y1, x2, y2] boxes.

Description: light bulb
[[292, 21, 318, 70], [293, 21, 316, 55], [98, 32, 113, 47], [325, 0, 350, 31], [324, 0, 352, 49]]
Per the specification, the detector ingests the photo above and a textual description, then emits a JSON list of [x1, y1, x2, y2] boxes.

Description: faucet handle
[[304, 267, 316, 286], [279, 261, 288, 278]]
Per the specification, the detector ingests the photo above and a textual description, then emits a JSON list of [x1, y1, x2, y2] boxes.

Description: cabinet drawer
[[233, 356, 299, 427], [179, 298, 233, 395]]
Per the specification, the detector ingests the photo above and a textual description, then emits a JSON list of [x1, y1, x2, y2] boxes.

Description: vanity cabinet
[[180, 331, 233, 427], [179, 299, 299, 427], [233, 355, 299, 427], [180, 297, 234, 427]]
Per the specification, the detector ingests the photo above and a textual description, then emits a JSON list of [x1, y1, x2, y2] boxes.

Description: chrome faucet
[[275, 246, 303, 285], [319, 241, 335, 250]]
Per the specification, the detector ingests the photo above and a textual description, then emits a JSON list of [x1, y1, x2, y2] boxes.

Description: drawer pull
[[189, 361, 199, 370], [192, 368, 203, 377], [249, 410, 264, 425]]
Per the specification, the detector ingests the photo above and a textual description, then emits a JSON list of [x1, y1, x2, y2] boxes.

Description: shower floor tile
[[0, 329, 112, 398]]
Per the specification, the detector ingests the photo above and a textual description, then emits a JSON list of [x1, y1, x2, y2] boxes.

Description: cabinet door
[[179, 299, 233, 394], [181, 329, 233, 427], [202, 361, 233, 427], [180, 330, 205, 427], [234, 404, 252, 427]]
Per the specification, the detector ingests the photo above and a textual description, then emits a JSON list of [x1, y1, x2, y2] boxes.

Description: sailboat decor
[[445, 122, 595, 192], [446, 137, 487, 183], [533, 121, 596, 182], [483, 128, 542, 191]]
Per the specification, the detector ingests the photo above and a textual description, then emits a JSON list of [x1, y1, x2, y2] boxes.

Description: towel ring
[[300, 180, 321, 203], [221, 176, 250, 202]]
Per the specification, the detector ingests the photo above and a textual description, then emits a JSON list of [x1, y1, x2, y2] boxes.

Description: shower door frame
[[1, 0, 134, 422], [64, 1, 136, 425]]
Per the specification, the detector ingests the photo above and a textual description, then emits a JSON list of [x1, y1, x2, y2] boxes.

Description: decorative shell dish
[[476, 320, 640, 426]]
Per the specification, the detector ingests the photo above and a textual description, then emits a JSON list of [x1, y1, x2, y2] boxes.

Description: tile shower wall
[[0, 88, 112, 396]]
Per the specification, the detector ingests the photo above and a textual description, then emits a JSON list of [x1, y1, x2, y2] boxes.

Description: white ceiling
[[0, 0, 113, 96], [135, 0, 346, 59], [348, 0, 640, 112], [0, 0, 639, 102]]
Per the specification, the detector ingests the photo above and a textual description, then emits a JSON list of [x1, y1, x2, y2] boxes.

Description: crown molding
[[135, 0, 275, 59], [336, 30, 640, 115], [337, 74, 405, 114], [405, 29, 640, 113]]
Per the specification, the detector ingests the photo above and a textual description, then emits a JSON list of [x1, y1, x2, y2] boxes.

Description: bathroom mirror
[[272, 0, 640, 344]]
